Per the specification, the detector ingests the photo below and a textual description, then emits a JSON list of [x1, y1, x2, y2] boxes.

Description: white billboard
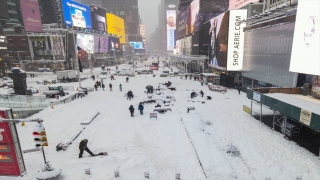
[[77, 33, 94, 54], [227, 9, 247, 71], [290, 0, 320, 75], [166, 10, 176, 51]]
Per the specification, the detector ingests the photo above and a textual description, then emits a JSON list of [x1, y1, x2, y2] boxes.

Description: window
[[7, 39, 13, 45], [19, 47, 27, 52], [120, 11, 125, 15], [7, 47, 17, 52], [21, 39, 27, 45]]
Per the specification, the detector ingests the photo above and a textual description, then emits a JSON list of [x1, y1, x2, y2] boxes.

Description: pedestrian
[[129, 105, 135, 117], [138, 103, 144, 115], [102, 83, 105, 91], [94, 83, 98, 91], [92, 75, 95, 81], [126, 77, 129, 83], [119, 84, 122, 91], [194, 76, 196, 81], [98, 81, 101, 88], [109, 83, 112, 91], [189, 75, 192, 80], [191, 92, 196, 98], [200, 90, 204, 97], [185, 74, 187, 79], [30, 73, 32, 78], [238, 82, 242, 95], [111, 75, 114, 80], [79, 139, 96, 158]]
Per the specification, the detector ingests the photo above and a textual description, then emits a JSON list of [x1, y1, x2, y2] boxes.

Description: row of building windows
[[270, 0, 281, 5]]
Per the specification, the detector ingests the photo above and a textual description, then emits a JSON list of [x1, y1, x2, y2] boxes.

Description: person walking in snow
[[138, 103, 144, 115], [109, 83, 112, 91], [126, 76, 129, 83], [79, 139, 95, 158], [200, 90, 204, 97], [129, 105, 135, 117], [237, 82, 242, 95], [119, 84, 122, 91], [111, 75, 115, 80], [102, 83, 105, 91], [94, 83, 98, 91]]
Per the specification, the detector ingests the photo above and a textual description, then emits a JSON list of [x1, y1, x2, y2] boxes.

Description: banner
[[94, 35, 100, 54], [227, 9, 247, 71], [177, 8, 188, 40], [30, 36, 52, 59], [62, 0, 92, 29], [51, 37, 65, 60], [20, 0, 43, 32], [200, 0, 229, 23], [184, 36, 192, 55], [190, 0, 200, 33], [289, 0, 320, 75], [166, 10, 176, 51]]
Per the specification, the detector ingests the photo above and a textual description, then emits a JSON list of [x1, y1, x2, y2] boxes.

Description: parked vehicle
[[117, 70, 135, 77], [138, 70, 153, 75], [101, 65, 105, 71], [98, 71, 110, 79], [38, 68, 51, 72], [56, 70, 78, 82], [42, 86, 67, 98]]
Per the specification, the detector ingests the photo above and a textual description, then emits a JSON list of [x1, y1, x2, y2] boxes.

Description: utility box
[[285, 123, 300, 138]]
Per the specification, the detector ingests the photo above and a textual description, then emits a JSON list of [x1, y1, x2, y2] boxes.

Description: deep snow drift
[[2, 59, 320, 180]]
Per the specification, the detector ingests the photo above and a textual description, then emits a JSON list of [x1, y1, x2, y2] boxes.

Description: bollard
[[144, 172, 149, 178], [21, 122, 25, 126], [114, 170, 119, 177]]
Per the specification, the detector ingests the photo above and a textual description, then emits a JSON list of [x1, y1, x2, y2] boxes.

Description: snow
[[2, 59, 320, 180], [265, 93, 320, 115]]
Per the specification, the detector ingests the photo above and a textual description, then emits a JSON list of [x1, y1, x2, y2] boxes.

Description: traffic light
[[33, 123, 48, 147]]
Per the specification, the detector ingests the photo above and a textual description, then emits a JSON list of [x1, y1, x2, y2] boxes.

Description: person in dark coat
[[200, 90, 204, 97], [92, 75, 95, 81], [119, 84, 122, 91], [79, 139, 95, 158], [127, 90, 133, 100], [102, 83, 105, 91], [94, 83, 98, 91], [207, 96, 212, 100], [109, 83, 112, 91], [185, 74, 187, 79], [237, 82, 242, 95], [138, 103, 144, 115], [129, 105, 135, 117], [191, 92, 196, 98], [126, 77, 129, 83]]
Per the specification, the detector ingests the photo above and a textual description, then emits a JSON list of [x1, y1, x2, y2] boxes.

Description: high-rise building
[[0, 0, 22, 25]]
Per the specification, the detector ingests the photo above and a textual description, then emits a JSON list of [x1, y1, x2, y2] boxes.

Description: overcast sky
[[138, 0, 161, 42]]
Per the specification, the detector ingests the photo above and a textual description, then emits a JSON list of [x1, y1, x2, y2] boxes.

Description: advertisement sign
[[184, 36, 192, 55], [290, 0, 320, 75], [20, 0, 43, 32], [179, 38, 185, 55], [311, 77, 320, 97], [175, 40, 181, 54], [0, 108, 26, 176], [227, 9, 247, 71], [177, 8, 188, 39], [94, 35, 100, 54], [77, 33, 94, 55], [190, 0, 200, 33], [208, 12, 229, 70], [51, 37, 65, 60], [129, 42, 144, 49], [106, 13, 126, 44], [62, 0, 92, 29], [200, 0, 229, 22], [90, 5, 107, 31], [166, 10, 176, 51], [99, 36, 108, 53], [30, 36, 53, 59], [109, 37, 120, 56], [229, 0, 259, 10]]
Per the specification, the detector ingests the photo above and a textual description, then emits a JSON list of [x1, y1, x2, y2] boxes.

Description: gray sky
[[138, 0, 161, 42]]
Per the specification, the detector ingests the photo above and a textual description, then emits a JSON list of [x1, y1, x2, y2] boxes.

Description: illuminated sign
[[106, 13, 126, 44], [166, 10, 176, 51], [62, 0, 92, 29]]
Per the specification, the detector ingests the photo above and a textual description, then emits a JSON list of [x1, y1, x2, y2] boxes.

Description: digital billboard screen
[[20, 0, 43, 32], [62, 0, 92, 29], [200, 0, 229, 23], [129, 42, 144, 49], [77, 33, 94, 57], [93, 35, 108, 54], [166, 10, 176, 51], [106, 13, 126, 44], [90, 5, 106, 31], [177, 7, 188, 40], [109, 36, 120, 56], [290, 0, 320, 75], [29, 36, 53, 59], [208, 12, 229, 70], [190, 0, 200, 33]]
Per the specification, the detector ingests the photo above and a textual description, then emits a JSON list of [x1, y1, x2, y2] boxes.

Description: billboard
[[77, 33, 94, 55], [184, 36, 192, 55], [109, 37, 120, 56], [29, 36, 52, 59], [90, 5, 107, 31], [227, 9, 247, 71], [106, 13, 126, 44], [229, 0, 260, 10], [51, 37, 65, 60], [94, 35, 100, 54], [129, 42, 144, 49], [190, 0, 200, 33], [99, 36, 108, 53], [166, 10, 176, 51], [208, 12, 229, 70], [62, 0, 92, 29], [175, 40, 181, 54], [290, 0, 320, 75], [200, 0, 229, 22], [20, 0, 43, 32], [177, 8, 188, 40]]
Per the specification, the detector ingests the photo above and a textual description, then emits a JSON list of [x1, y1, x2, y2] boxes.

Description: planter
[[36, 169, 62, 180]]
